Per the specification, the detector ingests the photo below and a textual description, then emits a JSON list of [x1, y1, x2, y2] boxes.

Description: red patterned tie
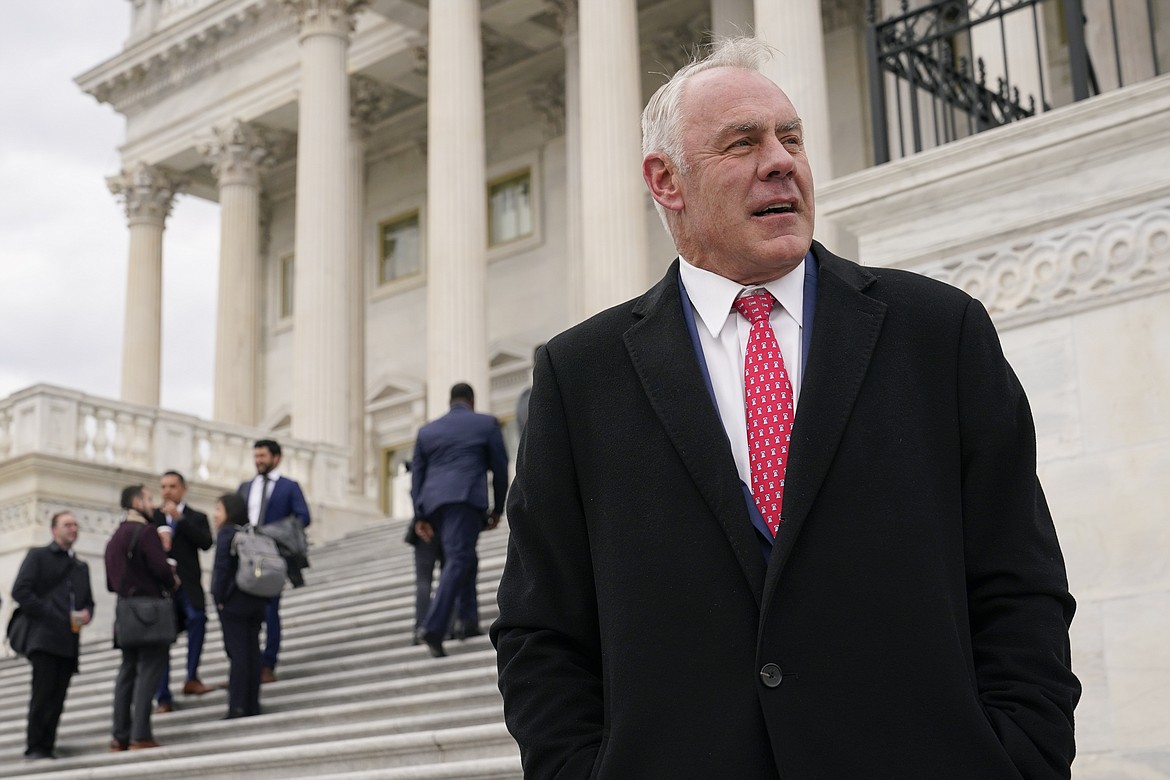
[[733, 291, 794, 537]]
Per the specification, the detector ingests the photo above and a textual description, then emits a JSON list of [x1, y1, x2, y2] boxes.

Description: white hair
[[641, 36, 776, 229]]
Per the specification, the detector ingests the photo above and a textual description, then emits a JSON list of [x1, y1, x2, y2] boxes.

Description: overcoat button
[[760, 663, 783, 688]]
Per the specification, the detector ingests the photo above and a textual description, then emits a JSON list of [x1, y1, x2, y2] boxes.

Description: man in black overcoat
[[492, 37, 1080, 780], [12, 511, 94, 760]]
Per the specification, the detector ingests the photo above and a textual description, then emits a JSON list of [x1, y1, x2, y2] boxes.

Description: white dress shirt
[[247, 469, 281, 526], [677, 256, 805, 489]]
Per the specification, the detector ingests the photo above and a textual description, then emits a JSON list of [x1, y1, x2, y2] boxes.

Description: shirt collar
[[258, 468, 282, 483], [677, 255, 805, 339]]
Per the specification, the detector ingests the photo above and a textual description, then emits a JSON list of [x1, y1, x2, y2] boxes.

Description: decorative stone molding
[[916, 198, 1170, 329], [529, 71, 567, 139], [198, 119, 290, 187], [282, 0, 367, 39], [107, 162, 185, 226], [80, 2, 294, 113]]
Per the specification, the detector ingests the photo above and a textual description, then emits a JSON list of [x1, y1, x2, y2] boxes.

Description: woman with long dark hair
[[210, 493, 267, 719]]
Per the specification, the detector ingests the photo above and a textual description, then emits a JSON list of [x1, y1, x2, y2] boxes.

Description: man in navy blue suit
[[237, 439, 310, 682], [412, 383, 508, 658]]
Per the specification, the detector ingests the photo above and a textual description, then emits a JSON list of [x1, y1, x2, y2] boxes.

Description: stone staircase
[[0, 518, 522, 779]]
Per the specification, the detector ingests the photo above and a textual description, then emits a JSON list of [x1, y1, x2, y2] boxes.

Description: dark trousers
[[156, 588, 206, 703], [220, 596, 266, 716], [113, 644, 169, 743], [263, 592, 281, 669], [421, 503, 482, 639], [26, 652, 75, 756], [413, 539, 441, 630]]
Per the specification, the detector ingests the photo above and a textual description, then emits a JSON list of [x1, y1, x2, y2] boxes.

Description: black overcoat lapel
[[761, 247, 888, 618], [624, 263, 767, 605]]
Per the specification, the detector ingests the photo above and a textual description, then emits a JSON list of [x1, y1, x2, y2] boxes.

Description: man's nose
[[759, 136, 795, 179]]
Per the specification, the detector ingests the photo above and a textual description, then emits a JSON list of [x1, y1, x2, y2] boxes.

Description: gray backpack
[[232, 526, 287, 598]]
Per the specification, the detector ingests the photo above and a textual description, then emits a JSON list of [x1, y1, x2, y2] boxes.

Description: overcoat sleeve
[[957, 299, 1080, 778], [492, 345, 604, 779]]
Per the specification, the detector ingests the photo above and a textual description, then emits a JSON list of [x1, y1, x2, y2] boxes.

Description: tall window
[[279, 254, 295, 319], [378, 211, 422, 286], [488, 169, 533, 246]]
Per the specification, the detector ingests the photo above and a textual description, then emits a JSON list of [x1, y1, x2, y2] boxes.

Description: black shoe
[[24, 750, 55, 760], [221, 708, 246, 720], [422, 632, 447, 658], [460, 623, 484, 639]]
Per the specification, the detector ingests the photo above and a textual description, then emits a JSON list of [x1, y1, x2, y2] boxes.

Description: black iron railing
[[866, 0, 1166, 164]]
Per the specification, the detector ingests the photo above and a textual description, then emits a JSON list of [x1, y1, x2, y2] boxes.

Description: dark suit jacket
[[237, 475, 311, 527], [493, 244, 1080, 780], [11, 544, 94, 661], [153, 506, 212, 611], [411, 403, 509, 520]]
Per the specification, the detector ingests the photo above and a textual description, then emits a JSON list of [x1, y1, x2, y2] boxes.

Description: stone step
[[0, 518, 517, 777]]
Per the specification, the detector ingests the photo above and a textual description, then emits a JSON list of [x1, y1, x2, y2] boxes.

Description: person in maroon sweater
[[104, 485, 176, 751]]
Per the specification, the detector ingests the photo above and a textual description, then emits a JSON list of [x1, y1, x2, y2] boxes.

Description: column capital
[[282, 0, 367, 40], [199, 119, 291, 188], [529, 71, 567, 139], [107, 162, 185, 226], [350, 74, 399, 130]]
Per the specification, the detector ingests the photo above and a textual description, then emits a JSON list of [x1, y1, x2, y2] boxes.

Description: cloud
[[0, 2, 219, 418]]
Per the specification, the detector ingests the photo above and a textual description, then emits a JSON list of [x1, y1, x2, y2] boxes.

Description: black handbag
[[115, 596, 176, 648], [6, 607, 31, 656], [114, 524, 176, 648]]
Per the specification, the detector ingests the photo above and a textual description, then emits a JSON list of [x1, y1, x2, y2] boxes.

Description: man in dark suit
[[237, 439, 310, 682], [412, 383, 508, 658], [492, 37, 1080, 779], [12, 511, 94, 760], [151, 470, 213, 712]]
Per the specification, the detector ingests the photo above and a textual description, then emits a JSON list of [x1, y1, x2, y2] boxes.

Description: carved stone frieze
[[107, 162, 186, 225], [282, 0, 367, 38], [917, 198, 1170, 328], [198, 119, 292, 187]]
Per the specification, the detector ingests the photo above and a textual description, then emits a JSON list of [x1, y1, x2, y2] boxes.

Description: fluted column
[[754, 1, 833, 182], [711, 0, 753, 38], [107, 163, 183, 408], [425, 1, 489, 418], [555, 1, 585, 323], [284, 0, 364, 446], [579, 0, 647, 317], [200, 120, 275, 426]]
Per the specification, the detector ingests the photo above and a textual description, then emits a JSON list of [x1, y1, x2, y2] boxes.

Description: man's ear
[[642, 153, 684, 213]]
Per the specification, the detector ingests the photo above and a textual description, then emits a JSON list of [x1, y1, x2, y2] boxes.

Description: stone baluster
[[93, 408, 114, 463]]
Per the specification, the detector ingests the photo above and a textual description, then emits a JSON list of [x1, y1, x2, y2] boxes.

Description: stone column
[[348, 75, 394, 494], [425, 1, 489, 419], [199, 120, 276, 426], [753, 0, 834, 182], [711, 0, 753, 38], [284, 0, 364, 447], [107, 163, 183, 408], [554, 0, 585, 323], [578, 0, 648, 317]]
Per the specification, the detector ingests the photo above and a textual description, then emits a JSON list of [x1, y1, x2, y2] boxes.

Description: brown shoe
[[260, 667, 277, 684], [182, 679, 213, 696], [129, 739, 160, 750], [109, 739, 128, 752], [155, 702, 173, 714]]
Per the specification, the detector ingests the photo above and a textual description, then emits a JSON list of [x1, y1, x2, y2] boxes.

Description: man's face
[[651, 67, 815, 284], [160, 474, 186, 505], [52, 514, 79, 550], [254, 447, 280, 476], [133, 488, 156, 517]]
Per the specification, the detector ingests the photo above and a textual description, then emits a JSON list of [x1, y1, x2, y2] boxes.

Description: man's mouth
[[753, 203, 796, 217]]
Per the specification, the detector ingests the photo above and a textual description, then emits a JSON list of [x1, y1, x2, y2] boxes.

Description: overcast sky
[[0, 2, 220, 419]]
